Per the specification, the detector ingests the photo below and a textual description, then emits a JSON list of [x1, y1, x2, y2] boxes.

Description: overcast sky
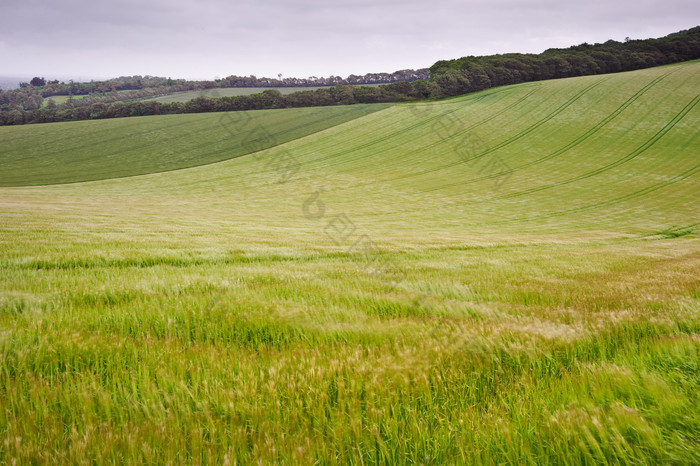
[[0, 0, 697, 81]]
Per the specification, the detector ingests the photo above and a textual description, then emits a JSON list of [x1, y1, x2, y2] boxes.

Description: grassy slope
[[0, 61, 699, 463], [0, 104, 387, 186]]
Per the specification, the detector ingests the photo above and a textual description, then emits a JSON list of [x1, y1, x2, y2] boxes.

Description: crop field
[[0, 105, 387, 185], [0, 61, 699, 463], [143, 87, 335, 104]]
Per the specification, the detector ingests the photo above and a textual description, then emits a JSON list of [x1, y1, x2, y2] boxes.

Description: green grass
[[141, 86, 337, 103], [0, 104, 387, 185], [42, 95, 72, 106], [0, 60, 699, 464]]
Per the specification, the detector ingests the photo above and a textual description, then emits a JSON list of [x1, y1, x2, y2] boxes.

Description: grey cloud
[[0, 0, 697, 80]]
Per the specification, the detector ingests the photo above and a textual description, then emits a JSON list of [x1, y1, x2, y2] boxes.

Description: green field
[[1, 61, 699, 463], [142, 86, 334, 104], [0, 105, 387, 185]]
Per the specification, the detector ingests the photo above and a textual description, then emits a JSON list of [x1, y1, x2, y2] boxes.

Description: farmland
[[0, 104, 387, 185], [0, 60, 699, 463]]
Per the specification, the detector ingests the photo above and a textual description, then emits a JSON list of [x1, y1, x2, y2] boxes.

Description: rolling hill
[[0, 104, 387, 185], [0, 60, 698, 463]]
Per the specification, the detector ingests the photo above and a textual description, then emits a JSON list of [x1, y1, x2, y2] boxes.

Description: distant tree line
[[1, 27, 697, 126], [1, 69, 430, 112], [0, 84, 428, 125], [219, 69, 430, 87], [0, 68, 430, 115], [15, 75, 182, 97], [428, 26, 700, 96]]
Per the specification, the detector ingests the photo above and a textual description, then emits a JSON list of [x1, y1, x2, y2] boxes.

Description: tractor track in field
[[304, 85, 537, 168], [341, 71, 698, 222], [1, 106, 381, 186], [464, 78, 609, 160], [418, 70, 677, 193], [368, 78, 607, 186], [391, 90, 698, 221], [492, 91, 700, 201], [12, 108, 358, 162], [329, 83, 569, 188], [489, 160, 700, 225]]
